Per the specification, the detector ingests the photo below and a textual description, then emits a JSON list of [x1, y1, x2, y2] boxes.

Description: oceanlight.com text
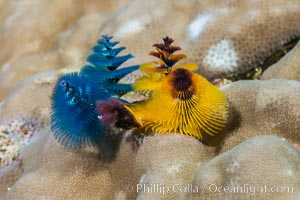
[[126, 183, 294, 196]]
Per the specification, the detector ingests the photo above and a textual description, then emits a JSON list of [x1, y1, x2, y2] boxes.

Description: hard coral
[[189, 1, 300, 79], [192, 135, 300, 200], [219, 78, 300, 153], [102, 0, 300, 80], [133, 134, 213, 200], [0, 71, 56, 195], [2, 129, 115, 200], [0, 160, 23, 196], [1, 1, 300, 200], [0, 0, 130, 99], [262, 41, 300, 81]]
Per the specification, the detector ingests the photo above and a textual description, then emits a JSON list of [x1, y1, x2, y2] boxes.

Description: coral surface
[[262, 41, 300, 81], [0, 0, 300, 200], [102, 0, 300, 80]]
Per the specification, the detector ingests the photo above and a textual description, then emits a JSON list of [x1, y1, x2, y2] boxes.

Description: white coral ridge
[[203, 39, 239, 71]]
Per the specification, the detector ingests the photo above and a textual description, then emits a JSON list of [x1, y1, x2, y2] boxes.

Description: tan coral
[[0, 72, 56, 122], [0, 0, 130, 99], [186, 0, 300, 79], [0, 160, 23, 196], [103, 0, 300, 79], [102, 0, 204, 66], [1, 129, 114, 200], [0, 52, 61, 99], [0, 12, 109, 100], [191, 135, 300, 200], [0, 0, 80, 68], [262, 41, 300, 81], [0, 0, 129, 67], [57, 13, 109, 68], [134, 135, 213, 200], [110, 134, 214, 200], [0, 71, 57, 171], [109, 132, 141, 200], [217, 79, 300, 153], [0, 0, 300, 199]]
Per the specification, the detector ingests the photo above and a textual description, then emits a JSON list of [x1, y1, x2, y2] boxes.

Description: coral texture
[[2, 129, 115, 200], [0, 0, 130, 99], [0, 0, 300, 200], [218, 79, 300, 153], [262, 41, 300, 81], [102, 0, 300, 79], [126, 134, 213, 200], [192, 135, 300, 200], [0, 160, 23, 195]]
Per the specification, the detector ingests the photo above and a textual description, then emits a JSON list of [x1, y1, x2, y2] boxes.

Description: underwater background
[[0, 0, 300, 199]]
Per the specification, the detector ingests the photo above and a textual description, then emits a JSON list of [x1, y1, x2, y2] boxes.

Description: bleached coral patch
[[269, 7, 283, 15], [203, 39, 239, 71], [115, 18, 146, 38], [187, 11, 214, 39], [246, 9, 260, 21]]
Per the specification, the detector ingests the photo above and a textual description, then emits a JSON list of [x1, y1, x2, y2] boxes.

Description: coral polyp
[[50, 35, 139, 148]]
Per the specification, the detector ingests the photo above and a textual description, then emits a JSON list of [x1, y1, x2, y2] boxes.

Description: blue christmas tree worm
[[50, 35, 139, 148]]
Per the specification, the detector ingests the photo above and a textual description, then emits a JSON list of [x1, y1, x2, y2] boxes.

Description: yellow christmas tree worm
[[129, 63, 228, 139], [98, 37, 228, 140], [127, 37, 228, 139]]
